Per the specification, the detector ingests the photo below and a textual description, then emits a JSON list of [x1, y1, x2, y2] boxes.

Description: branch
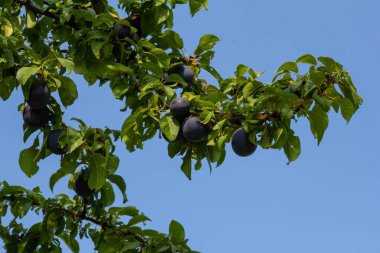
[[17, 0, 60, 20], [2, 195, 148, 246], [16, 0, 78, 29]]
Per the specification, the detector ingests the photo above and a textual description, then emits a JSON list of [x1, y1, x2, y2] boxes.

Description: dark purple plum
[[116, 24, 131, 39], [231, 128, 257, 157], [116, 13, 142, 40], [23, 105, 50, 127], [47, 130, 66, 155], [182, 116, 208, 143], [169, 97, 191, 121], [74, 174, 94, 198], [129, 13, 142, 37], [27, 84, 50, 110], [169, 65, 195, 85]]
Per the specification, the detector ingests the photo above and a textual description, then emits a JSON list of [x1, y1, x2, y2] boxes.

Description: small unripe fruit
[[27, 84, 50, 110], [182, 116, 208, 143], [23, 105, 50, 127], [231, 128, 257, 157], [74, 174, 94, 198], [47, 130, 66, 155], [169, 97, 191, 121]]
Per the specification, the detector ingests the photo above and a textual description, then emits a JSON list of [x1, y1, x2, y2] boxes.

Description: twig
[[2, 194, 148, 246]]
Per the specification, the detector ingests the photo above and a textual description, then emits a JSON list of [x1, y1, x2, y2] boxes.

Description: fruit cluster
[[23, 82, 66, 155], [22, 81, 92, 197], [164, 66, 257, 157]]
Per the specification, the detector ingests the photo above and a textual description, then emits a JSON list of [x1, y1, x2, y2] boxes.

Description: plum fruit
[[129, 13, 142, 37], [74, 174, 94, 198], [23, 105, 50, 127], [27, 84, 50, 110], [231, 128, 257, 157], [169, 97, 191, 121], [116, 13, 142, 39], [116, 24, 131, 39], [168, 65, 195, 85], [47, 130, 66, 155], [182, 116, 208, 143]]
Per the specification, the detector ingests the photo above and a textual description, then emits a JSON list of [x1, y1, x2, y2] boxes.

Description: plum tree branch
[[1, 194, 148, 246], [17, 0, 60, 20], [16, 0, 78, 29]]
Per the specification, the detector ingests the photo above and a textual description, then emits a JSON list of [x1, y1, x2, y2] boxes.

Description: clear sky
[[1, 0, 379, 252]]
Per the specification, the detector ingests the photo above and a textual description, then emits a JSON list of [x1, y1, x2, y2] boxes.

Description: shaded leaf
[[58, 76, 78, 107]]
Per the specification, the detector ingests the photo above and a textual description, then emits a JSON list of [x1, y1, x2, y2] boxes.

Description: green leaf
[[276, 62, 298, 73], [61, 153, 78, 174], [108, 174, 128, 203], [58, 234, 80, 253], [109, 206, 139, 217], [157, 30, 184, 49], [88, 154, 107, 190], [296, 54, 317, 65], [308, 104, 329, 144], [61, 127, 85, 153], [91, 40, 105, 59], [150, 48, 170, 69], [181, 149, 192, 180], [271, 127, 288, 149], [19, 141, 39, 178], [155, 5, 170, 24], [155, 0, 167, 6], [169, 220, 185, 244], [107, 64, 134, 75], [168, 141, 181, 158], [313, 94, 332, 111], [318, 57, 336, 71], [242, 82, 254, 100], [57, 58, 74, 74], [235, 64, 248, 77], [189, 0, 208, 16], [199, 110, 214, 124], [340, 98, 355, 123], [0, 18, 13, 36], [194, 34, 220, 55], [284, 134, 301, 162], [303, 80, 317, 97], [26, 10, 36, 28], [58, 76, 78, 107], [309, 67, 326, 85], [127, 214, 151, 227], [98, 239, 122, 253], [16, 66, 41, 85], [49, 169, 67, 192], [100, 182, 115, 206], [160, 114, 180, 141], [0, 76, 17, 101]]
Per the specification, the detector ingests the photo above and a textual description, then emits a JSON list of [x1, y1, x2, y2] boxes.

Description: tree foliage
[[0, 0, 362, 252]]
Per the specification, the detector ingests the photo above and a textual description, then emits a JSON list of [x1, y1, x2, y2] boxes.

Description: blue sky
[[1, 0, 380, 252]]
